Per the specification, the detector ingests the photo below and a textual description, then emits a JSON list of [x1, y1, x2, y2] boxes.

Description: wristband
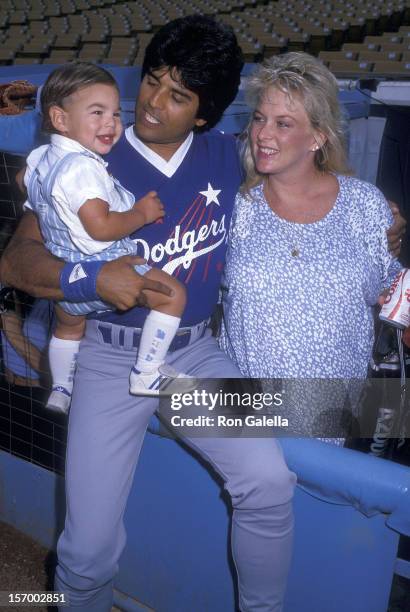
[[60, 261, 106, 302]]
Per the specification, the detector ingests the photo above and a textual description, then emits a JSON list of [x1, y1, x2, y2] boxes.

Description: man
[[1, 17, 297, 611]]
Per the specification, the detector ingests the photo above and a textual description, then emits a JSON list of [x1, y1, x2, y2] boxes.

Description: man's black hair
[[142, 15, 244, 130]]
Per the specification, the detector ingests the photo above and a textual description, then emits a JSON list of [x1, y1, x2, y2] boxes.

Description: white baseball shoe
[[46, 386, 71, 414], [129, 363, 198, 396]]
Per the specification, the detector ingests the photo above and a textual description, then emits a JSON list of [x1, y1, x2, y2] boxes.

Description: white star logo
[[199, 183, 221, 206]]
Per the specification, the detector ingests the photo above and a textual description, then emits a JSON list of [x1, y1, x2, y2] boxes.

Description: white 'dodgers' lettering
[[133, 215, 227, 274]]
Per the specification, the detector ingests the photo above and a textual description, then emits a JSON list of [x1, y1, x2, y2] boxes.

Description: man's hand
[[134, 191, 165, 225], [387, 201, 406, 257], [0, 212, 172, 309], [96, 255, 173, 311]]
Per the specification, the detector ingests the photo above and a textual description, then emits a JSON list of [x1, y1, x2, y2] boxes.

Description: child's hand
[[134, 191, 165, 224]]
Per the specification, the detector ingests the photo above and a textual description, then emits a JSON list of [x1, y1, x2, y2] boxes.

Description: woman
[[220, 52, 402, 438]]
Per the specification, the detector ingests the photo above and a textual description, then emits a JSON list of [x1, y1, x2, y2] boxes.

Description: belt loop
[[133, 329, 142, 349], [123, 326, 136, 351], [199, 319, 208, 340], [94, 318, 209, 352], [110, 325, 121, 349], [188, 319, 208, 345], [93, 320, 110, 345], [188, 325, 198, 344]]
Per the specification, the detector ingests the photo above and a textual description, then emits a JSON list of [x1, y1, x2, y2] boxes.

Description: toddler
[[24, 62, 195, 413]]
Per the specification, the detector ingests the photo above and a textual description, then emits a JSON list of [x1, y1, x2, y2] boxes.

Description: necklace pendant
[[291, 247, 300, 257]]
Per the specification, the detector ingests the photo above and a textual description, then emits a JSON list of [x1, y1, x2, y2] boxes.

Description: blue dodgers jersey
[[91, 129, 242, 328]]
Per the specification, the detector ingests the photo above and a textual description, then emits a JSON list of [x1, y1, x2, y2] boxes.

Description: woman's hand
[[377, 290, 389, 306], [378, 286, 410, 348], [403, 326, 410, 348]]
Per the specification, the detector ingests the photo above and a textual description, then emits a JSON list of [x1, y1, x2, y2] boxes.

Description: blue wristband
[[60, 261, 106, 302]]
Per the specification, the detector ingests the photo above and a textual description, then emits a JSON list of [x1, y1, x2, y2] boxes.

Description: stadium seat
[[372, 59, 410, 77], [12, 57, 42, 65], [343, 42, 381, 53], [50, 33, 81, 49], [1, 0, 410, 66], [381, 42, 410, 52], [8, 11, 26, 25], [77, 43, 107, 62], [319, 50, 359, 64], [322, 18, 349, 49], [47, 49, 78, 62], [0, 50, 16, 63], [328, 59, 373, 77], [359, 49, 402, 61]]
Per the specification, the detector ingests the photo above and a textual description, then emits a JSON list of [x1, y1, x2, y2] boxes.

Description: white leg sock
[[135, 310, 181, 373], [49, 335, 81, 394]]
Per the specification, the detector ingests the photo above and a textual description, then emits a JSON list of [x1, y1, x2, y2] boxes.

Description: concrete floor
[[0, 522, 54, 612], [0, 521, 122, 612], [0, 520, 408, 612]]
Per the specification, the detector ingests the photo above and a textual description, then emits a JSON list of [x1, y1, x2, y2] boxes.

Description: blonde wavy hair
[[241, 52, 351, 193]]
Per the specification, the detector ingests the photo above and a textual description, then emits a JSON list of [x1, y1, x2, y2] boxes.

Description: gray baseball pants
[[55, 320, 296, 611]]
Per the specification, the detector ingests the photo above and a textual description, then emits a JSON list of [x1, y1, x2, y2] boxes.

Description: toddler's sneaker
[[129, 363, 197, 396], [46, 386, 72, 414]]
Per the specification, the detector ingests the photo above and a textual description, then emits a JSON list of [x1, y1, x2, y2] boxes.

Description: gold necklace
[[288, 221, 306, 258], [263, 183, 321, 259]]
